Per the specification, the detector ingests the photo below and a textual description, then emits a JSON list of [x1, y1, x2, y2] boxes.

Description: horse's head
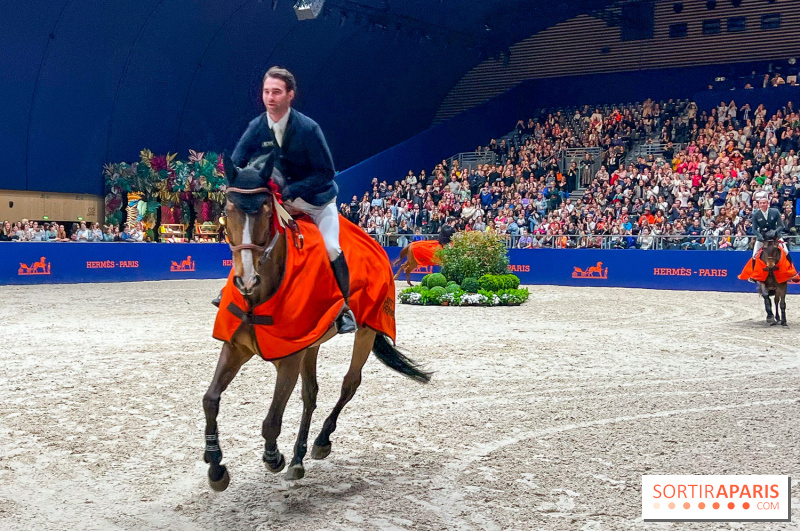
[[762, 238, 782, 272], [222, 153, 277, 297]]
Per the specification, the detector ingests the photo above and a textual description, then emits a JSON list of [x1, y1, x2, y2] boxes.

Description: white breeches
[[753, 239, 789, 258], [284, 197, 341, 261]]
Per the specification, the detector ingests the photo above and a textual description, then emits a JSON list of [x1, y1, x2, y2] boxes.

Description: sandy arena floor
[[0, 280, 798, 530]]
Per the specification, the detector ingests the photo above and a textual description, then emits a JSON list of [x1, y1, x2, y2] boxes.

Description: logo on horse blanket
[[738, 249, 798, 284], [213, 215, 397, 360]]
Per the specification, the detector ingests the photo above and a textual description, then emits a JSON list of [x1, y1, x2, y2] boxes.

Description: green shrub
[[447, 281, 459, 287], [504, 274, 520, 289], [445, 283, 461, 294], [461, 277, 480, 293], [479, 274, 501, 292], [427, 272, 447, 288], [437, 230, 509, 284], [420, 274, 432, 287]]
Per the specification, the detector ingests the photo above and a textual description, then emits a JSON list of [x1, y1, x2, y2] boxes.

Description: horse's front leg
[[262, 353, 303, 474], [285, 347, 320, 480], [203, 342, 253, 491], [778, 287, 787, 326]]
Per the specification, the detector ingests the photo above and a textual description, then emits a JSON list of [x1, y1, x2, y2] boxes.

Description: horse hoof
[[781, 322, 788, 327], [770, 320, 779, 326], [285, 463, 305, 480], [310, 443, 331, 460], [208, 466, 230, 492], [264, 453, 286, 474]]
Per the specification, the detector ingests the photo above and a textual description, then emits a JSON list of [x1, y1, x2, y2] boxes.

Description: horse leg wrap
[[204, 433, 223, 464]]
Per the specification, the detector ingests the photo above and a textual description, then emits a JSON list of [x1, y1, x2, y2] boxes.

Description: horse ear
[[223, 153, 237, 184]]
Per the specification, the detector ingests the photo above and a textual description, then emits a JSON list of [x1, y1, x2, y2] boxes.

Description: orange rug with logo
[[738, 249, 798, 284], [213, 215, 396, 360]]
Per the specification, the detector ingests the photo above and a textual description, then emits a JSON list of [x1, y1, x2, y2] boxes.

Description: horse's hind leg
[[262, 352, 303, 474], [203, 342, 253, 491], [393, 247, 407, 281], [285, 346, 319, 480], [310, 328, 377, 460], [405, 255, 418, 286]]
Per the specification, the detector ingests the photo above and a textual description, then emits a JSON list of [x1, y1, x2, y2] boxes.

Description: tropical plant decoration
[[103, 148, 230, 229]]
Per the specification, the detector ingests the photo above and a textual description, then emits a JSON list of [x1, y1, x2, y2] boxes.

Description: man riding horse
[[213, 66, 355, 334], [748, 193, 791, 283]]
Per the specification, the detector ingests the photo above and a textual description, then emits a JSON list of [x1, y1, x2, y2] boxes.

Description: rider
[[214, 66, 356, 334], [749, 192, 790, 281]]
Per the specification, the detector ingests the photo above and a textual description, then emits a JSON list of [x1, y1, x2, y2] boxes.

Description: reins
[[224, 185, 303, 267]]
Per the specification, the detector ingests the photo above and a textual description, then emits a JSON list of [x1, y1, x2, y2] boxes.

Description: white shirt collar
[[267, 108, 291, 147]]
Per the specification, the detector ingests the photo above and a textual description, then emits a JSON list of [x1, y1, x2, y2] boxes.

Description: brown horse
[[203, 155, 431, 491], [757, 239, 788, 326], [392, 225, 455, 285]]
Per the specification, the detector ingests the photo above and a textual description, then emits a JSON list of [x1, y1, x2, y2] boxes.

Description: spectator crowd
[[341, 97, 800, 250], [1, 220, 148, 242]]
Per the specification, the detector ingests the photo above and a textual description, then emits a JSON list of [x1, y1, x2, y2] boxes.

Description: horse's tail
[[391, 245, 409, 269], [372, 334, 431, 383]]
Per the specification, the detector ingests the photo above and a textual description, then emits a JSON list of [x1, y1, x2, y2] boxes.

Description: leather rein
[[225, 186, 303, 266]]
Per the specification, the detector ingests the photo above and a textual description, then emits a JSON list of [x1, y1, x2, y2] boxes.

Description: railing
[[561, 147, 602, 190], [365, 233, 440, 247], [365, 232, 800, 251], [501, 234, 800, 251], [447, 151, 497, 171]]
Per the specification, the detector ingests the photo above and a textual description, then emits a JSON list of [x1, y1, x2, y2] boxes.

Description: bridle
[[223, 186, 303, 267]]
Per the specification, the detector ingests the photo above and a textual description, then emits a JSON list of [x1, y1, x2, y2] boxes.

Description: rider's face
[[262, 77, 294, 117]]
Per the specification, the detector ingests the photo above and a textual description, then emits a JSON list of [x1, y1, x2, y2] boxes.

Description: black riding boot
[[331, 254, 357, 334], [786, 253, 794, 265], [212, 288, 222, 308]]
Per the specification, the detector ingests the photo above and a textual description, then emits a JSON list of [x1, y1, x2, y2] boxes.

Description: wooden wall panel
[[436, 0, 800, 122], [0, 190, 103, 223]]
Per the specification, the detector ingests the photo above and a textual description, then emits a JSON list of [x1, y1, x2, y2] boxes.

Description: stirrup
[[336, 308, 357, 334]]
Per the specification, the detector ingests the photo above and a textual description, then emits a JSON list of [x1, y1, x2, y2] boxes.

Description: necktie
[[272, 125, 282, 148]]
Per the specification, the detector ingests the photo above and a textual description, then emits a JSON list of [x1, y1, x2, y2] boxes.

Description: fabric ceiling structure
[[1, 0, 614, 195]]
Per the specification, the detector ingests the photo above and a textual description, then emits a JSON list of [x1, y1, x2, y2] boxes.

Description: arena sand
[[0, 280, 798, 530]]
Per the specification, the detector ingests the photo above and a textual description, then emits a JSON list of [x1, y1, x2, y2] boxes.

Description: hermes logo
[[18, 256, 51, 275], [572, 261, 608, 279], [171, 255, 196, 272], [262, 141, 275, 148]]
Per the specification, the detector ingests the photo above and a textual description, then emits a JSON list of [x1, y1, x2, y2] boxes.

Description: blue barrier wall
[[2, 243, 232, 285], [385, 247, 800, 294], [2, 243, 797, 293]]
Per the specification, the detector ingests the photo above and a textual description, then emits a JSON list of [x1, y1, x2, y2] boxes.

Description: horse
[[757, 239, 788, 326], [392, 225, 455, 285], [202, 154, 431, 491]]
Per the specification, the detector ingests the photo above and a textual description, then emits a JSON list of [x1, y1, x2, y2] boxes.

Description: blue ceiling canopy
[[1, 0, 615, 195]]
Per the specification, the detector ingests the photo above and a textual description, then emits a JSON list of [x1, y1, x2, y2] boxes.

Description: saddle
[[213, 215, 396, 360]]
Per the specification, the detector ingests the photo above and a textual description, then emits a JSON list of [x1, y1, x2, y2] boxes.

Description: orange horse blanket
[[410, 240, 442, 267], [213, 215, 396, 360], [738, 248, 798, 284]]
